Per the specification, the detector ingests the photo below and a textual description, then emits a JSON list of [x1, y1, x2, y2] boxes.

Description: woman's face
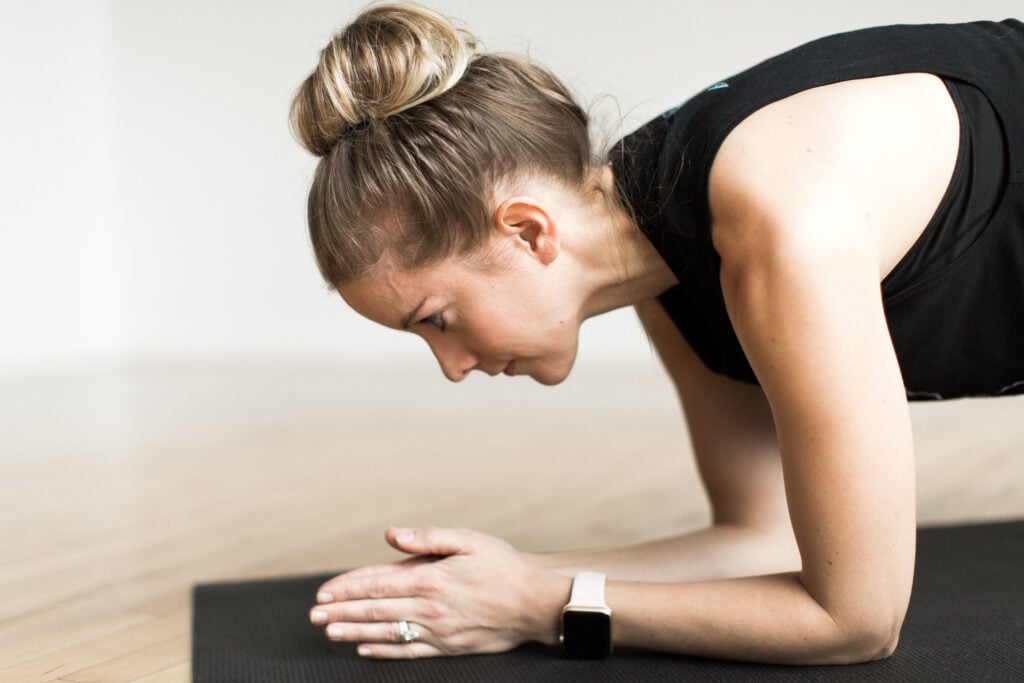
[[339, 245, 582, 385]]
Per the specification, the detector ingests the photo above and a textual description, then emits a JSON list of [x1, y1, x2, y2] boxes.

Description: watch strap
[[566, 571, 608, 609]]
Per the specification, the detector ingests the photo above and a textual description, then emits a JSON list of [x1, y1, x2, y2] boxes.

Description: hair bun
[[291, 2, 477, 156]]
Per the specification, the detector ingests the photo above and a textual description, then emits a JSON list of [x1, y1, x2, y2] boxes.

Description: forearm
[[602, 572, 896, 665], [531, 523, 800, 582], [528, 526, 895, 663]]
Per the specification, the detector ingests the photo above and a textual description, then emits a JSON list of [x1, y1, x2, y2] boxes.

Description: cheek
[[470, 293, 576, 354]]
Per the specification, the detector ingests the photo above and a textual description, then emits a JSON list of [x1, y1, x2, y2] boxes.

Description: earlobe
[[493, 196, 560, 265]]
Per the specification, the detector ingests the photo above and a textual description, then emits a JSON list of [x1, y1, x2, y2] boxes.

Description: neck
[[575, 165, 679, 320]]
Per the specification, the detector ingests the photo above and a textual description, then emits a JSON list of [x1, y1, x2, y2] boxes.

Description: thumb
[[386, 526, 472, 556]]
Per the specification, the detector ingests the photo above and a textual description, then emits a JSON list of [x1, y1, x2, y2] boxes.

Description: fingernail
[[358, 645, 372, 656], [396, 530, 414, 543], [327, 623, 344, 638], [317, 591, 333, 603], [310, 609, 328, 625]]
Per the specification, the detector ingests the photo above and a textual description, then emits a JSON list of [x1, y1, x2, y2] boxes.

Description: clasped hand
[[309, 527, 570, 658]]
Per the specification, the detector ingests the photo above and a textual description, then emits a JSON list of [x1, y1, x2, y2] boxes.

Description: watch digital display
[[562, 608, 612, 659]]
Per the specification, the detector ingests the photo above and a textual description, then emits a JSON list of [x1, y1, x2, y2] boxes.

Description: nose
[[427, 339, 478, 382]]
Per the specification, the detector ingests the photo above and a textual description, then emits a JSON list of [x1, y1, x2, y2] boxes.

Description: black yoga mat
[[192, 520, 1024, 682]]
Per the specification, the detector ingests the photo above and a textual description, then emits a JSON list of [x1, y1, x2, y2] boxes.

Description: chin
[[532, 373, 567, 387], [530, 356, 576, 386]]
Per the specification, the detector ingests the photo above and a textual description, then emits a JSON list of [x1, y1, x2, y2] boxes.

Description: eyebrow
[[401, 296, 428, 330]]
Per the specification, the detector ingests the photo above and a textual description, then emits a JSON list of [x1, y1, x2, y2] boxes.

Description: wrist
[[523, 550, 589, 578], [523, 567, 573, 647]]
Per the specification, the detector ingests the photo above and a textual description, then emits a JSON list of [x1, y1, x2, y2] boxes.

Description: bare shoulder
[[709, 72, 960, 278]]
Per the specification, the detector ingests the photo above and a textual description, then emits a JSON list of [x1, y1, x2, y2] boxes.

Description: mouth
[[503, 360, 516, 377]]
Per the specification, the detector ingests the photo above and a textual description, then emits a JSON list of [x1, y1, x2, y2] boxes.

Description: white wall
[[0, 1, 125, 375], [2, 0, 1021, 380]]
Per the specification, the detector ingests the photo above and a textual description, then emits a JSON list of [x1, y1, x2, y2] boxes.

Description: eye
[[418, 312, 447, 333]]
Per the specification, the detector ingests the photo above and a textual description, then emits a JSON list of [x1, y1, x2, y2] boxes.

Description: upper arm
[[634, 298, 791, 533], [706, 79, 921, 639], [717, 221, 916, 631]]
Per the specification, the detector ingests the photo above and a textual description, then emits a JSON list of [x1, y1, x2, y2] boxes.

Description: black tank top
[[612, 19, 1024, 400]]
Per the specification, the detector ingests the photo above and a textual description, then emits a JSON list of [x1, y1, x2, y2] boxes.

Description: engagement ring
[[397, 620, 419, 643]]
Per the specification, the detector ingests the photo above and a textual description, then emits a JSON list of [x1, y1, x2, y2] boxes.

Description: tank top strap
[[934, 20, 1024, 181]]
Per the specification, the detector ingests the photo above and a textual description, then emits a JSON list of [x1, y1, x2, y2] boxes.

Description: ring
[[397, 620, 419, 643]]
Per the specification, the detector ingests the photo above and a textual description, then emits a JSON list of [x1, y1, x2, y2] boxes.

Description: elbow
[[845, 619, 902, 663], [827, 611, 904, 664], [800, 568, 911, 664]]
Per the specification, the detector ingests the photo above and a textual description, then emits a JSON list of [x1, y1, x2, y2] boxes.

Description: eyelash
[[419, 313, 447, 333]]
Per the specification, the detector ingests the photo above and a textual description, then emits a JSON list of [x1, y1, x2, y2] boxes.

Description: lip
[[503, 360, 516, 377]]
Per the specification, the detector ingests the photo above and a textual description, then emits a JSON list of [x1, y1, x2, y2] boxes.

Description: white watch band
[[566, 571, 608, 609]]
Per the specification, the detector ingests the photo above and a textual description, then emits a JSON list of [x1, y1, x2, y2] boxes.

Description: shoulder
[[708, 72, 960, 267]]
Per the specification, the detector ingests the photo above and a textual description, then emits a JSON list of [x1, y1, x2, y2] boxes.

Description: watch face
[[562, 609, 612, 659]]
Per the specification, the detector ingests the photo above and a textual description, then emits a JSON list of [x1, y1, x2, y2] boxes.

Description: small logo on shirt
[[660, 104, 682, 119], [706, 82, 730, 92]]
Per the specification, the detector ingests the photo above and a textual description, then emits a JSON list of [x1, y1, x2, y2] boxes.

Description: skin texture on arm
[[604, 191, 918, 664], [601, 213, 917, 664]]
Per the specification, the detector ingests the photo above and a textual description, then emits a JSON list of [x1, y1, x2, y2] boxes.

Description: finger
[[322, 619, 433, 646], [310, 597, 423, 626], [315, 566, 429, 603], [341, 557, 431, 580], [317, 556, 436, 601], [356, 641, 444, 659], [386, 526, 474, 557]]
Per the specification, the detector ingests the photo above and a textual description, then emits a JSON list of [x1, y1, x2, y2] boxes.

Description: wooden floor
[[1, 360, 1022, 682]]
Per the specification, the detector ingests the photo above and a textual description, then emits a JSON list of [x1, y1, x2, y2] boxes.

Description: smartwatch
[[560, 571, 612, 659]]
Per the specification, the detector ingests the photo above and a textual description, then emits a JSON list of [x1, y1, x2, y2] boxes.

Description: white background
[[2, 0, 1020, 380]]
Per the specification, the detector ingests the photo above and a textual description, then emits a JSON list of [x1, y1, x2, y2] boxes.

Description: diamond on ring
[[397, 620, 419, 643]]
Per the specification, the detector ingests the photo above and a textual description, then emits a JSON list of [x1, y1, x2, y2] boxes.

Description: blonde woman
[[292, 3, 1024, 663]]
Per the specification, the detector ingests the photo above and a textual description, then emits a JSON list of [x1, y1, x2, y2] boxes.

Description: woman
[[291, 3, 1024, 663]]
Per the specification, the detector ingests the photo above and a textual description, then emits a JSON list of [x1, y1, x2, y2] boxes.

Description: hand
[[309, 527, 571, 658]]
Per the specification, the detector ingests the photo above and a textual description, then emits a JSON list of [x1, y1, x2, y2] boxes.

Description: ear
[[492, 196, 560, 266]]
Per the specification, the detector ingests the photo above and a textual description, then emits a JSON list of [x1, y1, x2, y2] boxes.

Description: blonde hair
[[290, 2, 594, 286]]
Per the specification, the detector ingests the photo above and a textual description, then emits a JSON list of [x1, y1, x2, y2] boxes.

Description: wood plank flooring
[[2, 361, 1022, 681]]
